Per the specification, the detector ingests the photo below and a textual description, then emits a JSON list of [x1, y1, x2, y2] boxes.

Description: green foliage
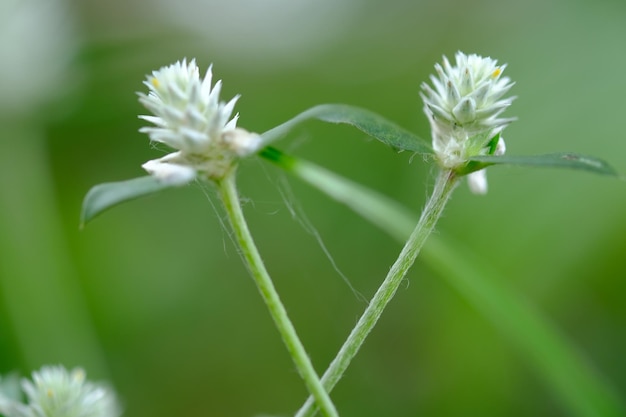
[[82, 106, 620, 227], [80, 176, 177, 226], [267, 149, 626, 417], [260, 146, 414, 240], [82, 104, 433, 226], [468, 153, 619, 176], [260, 104, 434, 154], [80, 103, 624, 417], [6, 2, 626, 416]]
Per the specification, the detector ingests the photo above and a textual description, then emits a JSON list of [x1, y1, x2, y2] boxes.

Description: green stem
[[217, 170, 339, 417], [295, 168, 458, 417]]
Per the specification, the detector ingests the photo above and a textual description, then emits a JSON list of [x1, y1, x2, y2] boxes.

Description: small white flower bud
[[467, 169, 488, 195]]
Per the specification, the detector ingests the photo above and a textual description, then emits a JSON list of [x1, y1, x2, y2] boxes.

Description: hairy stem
[[295, 169, 458, 417], [218, 171, 339, 417]]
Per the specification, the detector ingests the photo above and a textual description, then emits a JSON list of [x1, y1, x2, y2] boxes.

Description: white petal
[[222, 128, 262, 156], [138, 115, 167, 127], [142, 158, 196, 186], [224, 113, 239, 131], [221, 95, 240, 124], [158, 150, 186, 163], [467, 169, 488, 195], [208, 80, 222, 108], [452, 97, 476, 124], [179, 127, 210, 153], [139, 127, 184, 149], [201, 64, 214, 96]]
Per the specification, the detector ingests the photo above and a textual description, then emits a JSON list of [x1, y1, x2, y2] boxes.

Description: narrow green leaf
[[470, 152, 619, 176], [260, 104, 434, 155], [263, 147, 625, 417], [260, 147, 414, 239], [422, 236, 625, 417], [81, 176, 175, 226]]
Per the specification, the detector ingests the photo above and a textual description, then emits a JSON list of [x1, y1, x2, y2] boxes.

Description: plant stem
[[295, 168, 458, 417], [217, 170, 339, 417]]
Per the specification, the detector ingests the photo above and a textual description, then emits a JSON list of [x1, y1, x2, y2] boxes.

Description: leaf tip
[[78, 176, 175, 229]]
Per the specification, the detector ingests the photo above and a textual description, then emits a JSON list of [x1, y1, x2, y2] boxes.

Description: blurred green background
[[1, 0, 625, 416]]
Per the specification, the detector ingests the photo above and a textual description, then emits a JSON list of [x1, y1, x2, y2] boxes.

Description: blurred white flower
[[138, 59, 262, 184], [0, 366, 120, 417], [421, 51, 515, 193], [150, 0, 357, 70], [0, 0, 76, 117]]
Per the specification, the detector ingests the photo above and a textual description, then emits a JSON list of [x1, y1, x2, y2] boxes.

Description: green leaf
[[260, 147, 414, 240], [421, 236, 625, 417], [81, 176, 175, 226], [260, 104, 433, 155], [264, 147, 625, 417], [469, 152, 619, 176]]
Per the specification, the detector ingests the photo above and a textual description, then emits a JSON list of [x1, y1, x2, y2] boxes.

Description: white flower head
[[421, 51, 515, 193], [421, 52, 515, 166], [0, 366, 121, 417], [138, 59, 262, 184]]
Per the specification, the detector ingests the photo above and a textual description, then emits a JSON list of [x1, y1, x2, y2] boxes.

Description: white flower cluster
[[138, 59, 262, 185], [421, 51, 515, 193], [0, 366, 120, 417]]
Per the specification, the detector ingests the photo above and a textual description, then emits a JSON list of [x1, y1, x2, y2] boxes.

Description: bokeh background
[[1, 0, 625, 416]]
